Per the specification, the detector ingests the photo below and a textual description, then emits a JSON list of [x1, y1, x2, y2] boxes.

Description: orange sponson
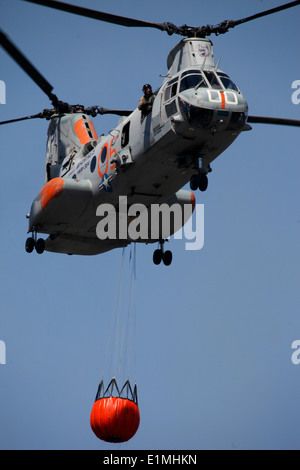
[[40, 178, 64, 210], [90, 397, 140, 443], [191, 192, 196, 212]]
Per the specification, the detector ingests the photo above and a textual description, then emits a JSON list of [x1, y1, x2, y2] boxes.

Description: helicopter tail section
[[45, 113, 98, 182]]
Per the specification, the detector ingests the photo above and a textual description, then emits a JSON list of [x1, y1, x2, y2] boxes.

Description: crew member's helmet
[[142, 84, 152, 93]]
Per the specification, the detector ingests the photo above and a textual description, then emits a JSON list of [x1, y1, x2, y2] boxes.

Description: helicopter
[[1, 0, 299, 266]]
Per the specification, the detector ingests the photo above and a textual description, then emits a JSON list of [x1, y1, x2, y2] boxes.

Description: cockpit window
[[203, 71, 222, 89], [178, 69, 239, 93], [180, 73, 207, 92], [217, 72, 239, 92]]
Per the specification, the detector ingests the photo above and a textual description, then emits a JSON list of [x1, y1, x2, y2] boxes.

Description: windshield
[[180, 73, 207, 92], [179, 69, 239, 93], [217, 72, 239, 92], [203, 71, 222, 89]]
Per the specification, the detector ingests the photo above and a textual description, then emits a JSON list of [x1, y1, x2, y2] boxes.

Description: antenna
[[215, 57, 221, 71]]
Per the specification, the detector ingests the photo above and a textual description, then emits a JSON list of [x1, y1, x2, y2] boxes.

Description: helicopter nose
[[179, 99, 214, 127], [178, 93, 248, 132]]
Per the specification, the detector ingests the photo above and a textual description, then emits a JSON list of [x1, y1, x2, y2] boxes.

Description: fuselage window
[[165, 100, 178, 118], [164, 78, 178, 102], [90, 155, 96, 172], [101, 145, 107, 164], [121, 121, 130, 148]]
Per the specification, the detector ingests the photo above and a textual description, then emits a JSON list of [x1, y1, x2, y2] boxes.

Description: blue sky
[[0, 0, 299, 450]]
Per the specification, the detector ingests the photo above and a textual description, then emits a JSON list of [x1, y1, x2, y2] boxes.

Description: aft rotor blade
[[247, 115, 300, 127], [0, 29, 58, 105], [97, 108, 133, 117], [0, 112, 45, 126], [22, 0, 167, 32]]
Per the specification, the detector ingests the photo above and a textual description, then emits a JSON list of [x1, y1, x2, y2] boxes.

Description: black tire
[[35, 238, 45, 254], [153, 249, 162, 265], [163, 250, 172, 266], [190, 174, 199, 190], [198, 174, 208, 191], [25, 237, 35, 253]]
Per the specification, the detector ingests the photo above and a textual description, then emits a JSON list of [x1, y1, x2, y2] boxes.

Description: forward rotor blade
[[22, 0, 167, 32], [247, 115, 300, 127], [201, 1, 300, 36], [0, 112, 45, 126], [0, 29, 58, 105], [22, 0, 300, 38], [228, 1, 300, 29]]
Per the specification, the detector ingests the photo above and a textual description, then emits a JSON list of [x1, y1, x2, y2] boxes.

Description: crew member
[[138, 84, 155, 117]]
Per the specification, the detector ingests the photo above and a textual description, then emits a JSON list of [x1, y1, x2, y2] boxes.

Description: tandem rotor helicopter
[[1, 0, 300, 266]]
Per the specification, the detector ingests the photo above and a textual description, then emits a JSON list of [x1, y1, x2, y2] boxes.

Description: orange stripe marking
[[220, 91, 225, 109]]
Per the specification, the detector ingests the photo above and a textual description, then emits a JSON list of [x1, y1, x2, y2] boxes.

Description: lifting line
[[102, 244, 137, 388]]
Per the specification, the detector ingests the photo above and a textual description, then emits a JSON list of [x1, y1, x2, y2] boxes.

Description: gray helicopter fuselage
[[28, 38, 249, 255]]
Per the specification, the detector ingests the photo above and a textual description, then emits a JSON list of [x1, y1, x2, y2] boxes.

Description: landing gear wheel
[[198, 174, 208, 192], [35, 238, 45, 254], [190, 173, 208, 191], [190, 174, 199, 191], [25, 237, 35, 253], [153, 240, 173, 266], [153, 249, 162, 265], [163, 250, 172, 266]]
